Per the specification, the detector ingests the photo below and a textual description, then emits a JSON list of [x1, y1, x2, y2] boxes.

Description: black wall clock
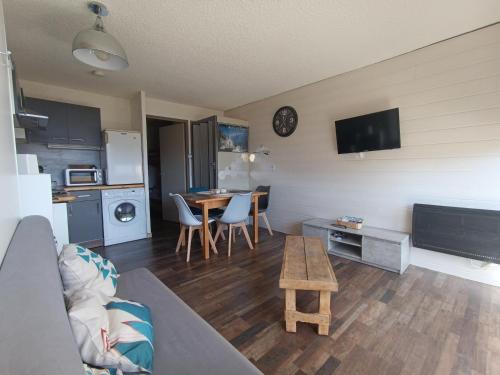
[[273, 106, 298, 137]]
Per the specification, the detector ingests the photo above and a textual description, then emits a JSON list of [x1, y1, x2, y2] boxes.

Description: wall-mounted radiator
[[412, 204, 500, 264]]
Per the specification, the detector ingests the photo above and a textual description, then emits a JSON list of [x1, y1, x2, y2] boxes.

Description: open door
[[159, 123, 187, 222], [191, 116, 218, 190]]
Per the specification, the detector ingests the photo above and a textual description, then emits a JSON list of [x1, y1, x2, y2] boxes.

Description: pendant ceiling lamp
[[72, 2, 128, 71]]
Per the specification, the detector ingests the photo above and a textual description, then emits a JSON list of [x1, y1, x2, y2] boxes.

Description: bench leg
[[318, 290, 331, 335], [285, 289, 297, 333]]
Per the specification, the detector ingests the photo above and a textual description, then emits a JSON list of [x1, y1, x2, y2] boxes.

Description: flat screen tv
[[335, 108, 400, 154]]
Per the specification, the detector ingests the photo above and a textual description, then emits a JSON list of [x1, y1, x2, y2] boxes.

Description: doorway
[[146, 117, 188, 232]]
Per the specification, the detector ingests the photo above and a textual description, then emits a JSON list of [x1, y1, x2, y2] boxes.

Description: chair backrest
[[255, 185, 271, 210], [220, 193, 252, 224], [170, 193, 202, 227], [189, 187, 208, 193]]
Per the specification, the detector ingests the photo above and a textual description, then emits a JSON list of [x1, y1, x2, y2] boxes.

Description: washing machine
[[102, 188, 147, 246]]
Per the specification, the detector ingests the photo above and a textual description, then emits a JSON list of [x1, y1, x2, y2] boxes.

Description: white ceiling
[[4, 0, 500, 110]]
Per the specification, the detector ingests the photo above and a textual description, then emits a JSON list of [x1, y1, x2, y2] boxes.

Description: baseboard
[[410, 246, 500, 287]]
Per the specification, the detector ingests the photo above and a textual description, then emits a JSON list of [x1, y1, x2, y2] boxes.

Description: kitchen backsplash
[[16, 143, 101, 188]]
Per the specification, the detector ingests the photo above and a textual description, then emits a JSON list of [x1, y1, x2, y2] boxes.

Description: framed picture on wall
[[218, 123, 249, 153]]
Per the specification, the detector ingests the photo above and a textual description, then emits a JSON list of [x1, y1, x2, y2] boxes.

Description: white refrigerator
[[104, 130, 144, 185]]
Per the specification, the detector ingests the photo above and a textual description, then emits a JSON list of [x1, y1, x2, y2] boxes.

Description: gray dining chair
[[214, 192, 253, 256], [170, 193, 218, 262]]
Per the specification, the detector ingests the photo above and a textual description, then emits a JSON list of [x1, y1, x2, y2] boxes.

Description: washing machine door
[[114, 202, 136, 223]]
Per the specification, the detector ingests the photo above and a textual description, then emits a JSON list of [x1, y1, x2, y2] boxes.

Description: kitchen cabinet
[[67, 190, 103, 248], [25, 97, 101, 148], [67, 103, 102, 147], [24, 97, 68, 144]]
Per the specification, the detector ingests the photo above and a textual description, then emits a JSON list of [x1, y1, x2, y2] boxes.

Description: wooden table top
[[280, 236, 339, 292], [182, 190, 267, 204]]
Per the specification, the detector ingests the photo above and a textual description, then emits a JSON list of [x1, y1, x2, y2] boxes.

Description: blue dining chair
[[170, 193, 218, 262], [214, 193, 253, 256], [188, 187, 225, 218]]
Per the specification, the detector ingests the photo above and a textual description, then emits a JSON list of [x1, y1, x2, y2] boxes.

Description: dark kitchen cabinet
[[68, 103, 102, 147], [67, 104, 101, 147], [25, 97, 101, 148], [67, 190, 103, 248], [24, 97, 68, 144]]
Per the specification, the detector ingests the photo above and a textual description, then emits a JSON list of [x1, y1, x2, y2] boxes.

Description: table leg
[[285, 289, 297, 332], [253, 196, 259, 244], [202, 204, 210, 259], [318, 290, 331, 335]]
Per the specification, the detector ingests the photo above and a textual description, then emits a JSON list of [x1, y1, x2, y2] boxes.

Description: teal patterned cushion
[[68, 289, 154, 373], [59, 244, 119, 296], [106, 299, 154, 373]]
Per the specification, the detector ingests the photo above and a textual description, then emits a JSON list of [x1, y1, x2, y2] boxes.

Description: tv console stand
[[302, 218, 410, 274]]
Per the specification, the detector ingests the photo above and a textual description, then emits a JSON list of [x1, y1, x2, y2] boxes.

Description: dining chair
[[187, 187, 208, 215], [188, 187, 226, 222], [170, 193, 218, 262], [214, 192, 253, 256], [253, 185, 273, 235], [239, 185, 273, 236]]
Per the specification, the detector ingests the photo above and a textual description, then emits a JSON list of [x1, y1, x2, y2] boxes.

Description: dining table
[[181, 190, 268, 259]]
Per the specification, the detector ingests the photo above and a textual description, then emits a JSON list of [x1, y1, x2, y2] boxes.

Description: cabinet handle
[[52, 137, 66, 141], [71, 138, 85, 143], [96, 201, 100, 214], [68, 205, 72, 215], [77, 194, 91, 198]]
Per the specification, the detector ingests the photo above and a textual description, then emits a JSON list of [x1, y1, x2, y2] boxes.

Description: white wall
[[226, 24, 500, 286], [217, 117, 251, 190], [0, 1, 19, 264], [218, 152, 250, 190], [146, 96, 223, 121], [19, 79, 133, 131]]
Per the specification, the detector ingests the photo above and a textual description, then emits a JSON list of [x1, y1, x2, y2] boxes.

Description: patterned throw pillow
[[68, 289, 154, 374], [83, 363, 122, 375], [59, 244, 118, 296]]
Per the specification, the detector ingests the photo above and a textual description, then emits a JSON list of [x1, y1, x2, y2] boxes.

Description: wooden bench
[[279, 236, 339, 335]]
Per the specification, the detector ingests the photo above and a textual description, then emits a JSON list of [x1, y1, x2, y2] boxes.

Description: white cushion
[[68, 289, 154, 373], [83, 363, 122, 375], [59, 244, 118, 296]]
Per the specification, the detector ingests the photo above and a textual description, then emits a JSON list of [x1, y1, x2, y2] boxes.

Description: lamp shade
[[72, 27, 128, 71]]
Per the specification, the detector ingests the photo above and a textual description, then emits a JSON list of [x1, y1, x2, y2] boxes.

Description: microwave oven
[[65, 168, 103, 186]]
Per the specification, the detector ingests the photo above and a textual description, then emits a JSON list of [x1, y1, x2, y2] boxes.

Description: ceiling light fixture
[[72, 2, 128, 71]]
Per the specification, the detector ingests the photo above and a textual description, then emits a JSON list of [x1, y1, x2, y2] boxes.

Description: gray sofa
[[0, 216, 261, 375]]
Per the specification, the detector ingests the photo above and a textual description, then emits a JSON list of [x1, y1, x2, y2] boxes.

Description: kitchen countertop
[[52, 195, 76, 204], [63, 183, 145, 192]]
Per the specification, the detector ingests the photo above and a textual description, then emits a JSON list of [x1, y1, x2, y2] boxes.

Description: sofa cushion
[[106, 298, 154, 373], [116, 267, 262, 375], [0, 216, 86, 375], [83, 363, 123, 375], [68, 289, 154, 373], [59, 244, 118, 297]]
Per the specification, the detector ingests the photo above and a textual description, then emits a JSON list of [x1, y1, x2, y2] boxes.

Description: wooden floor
[[97, 222, 500, 375]]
